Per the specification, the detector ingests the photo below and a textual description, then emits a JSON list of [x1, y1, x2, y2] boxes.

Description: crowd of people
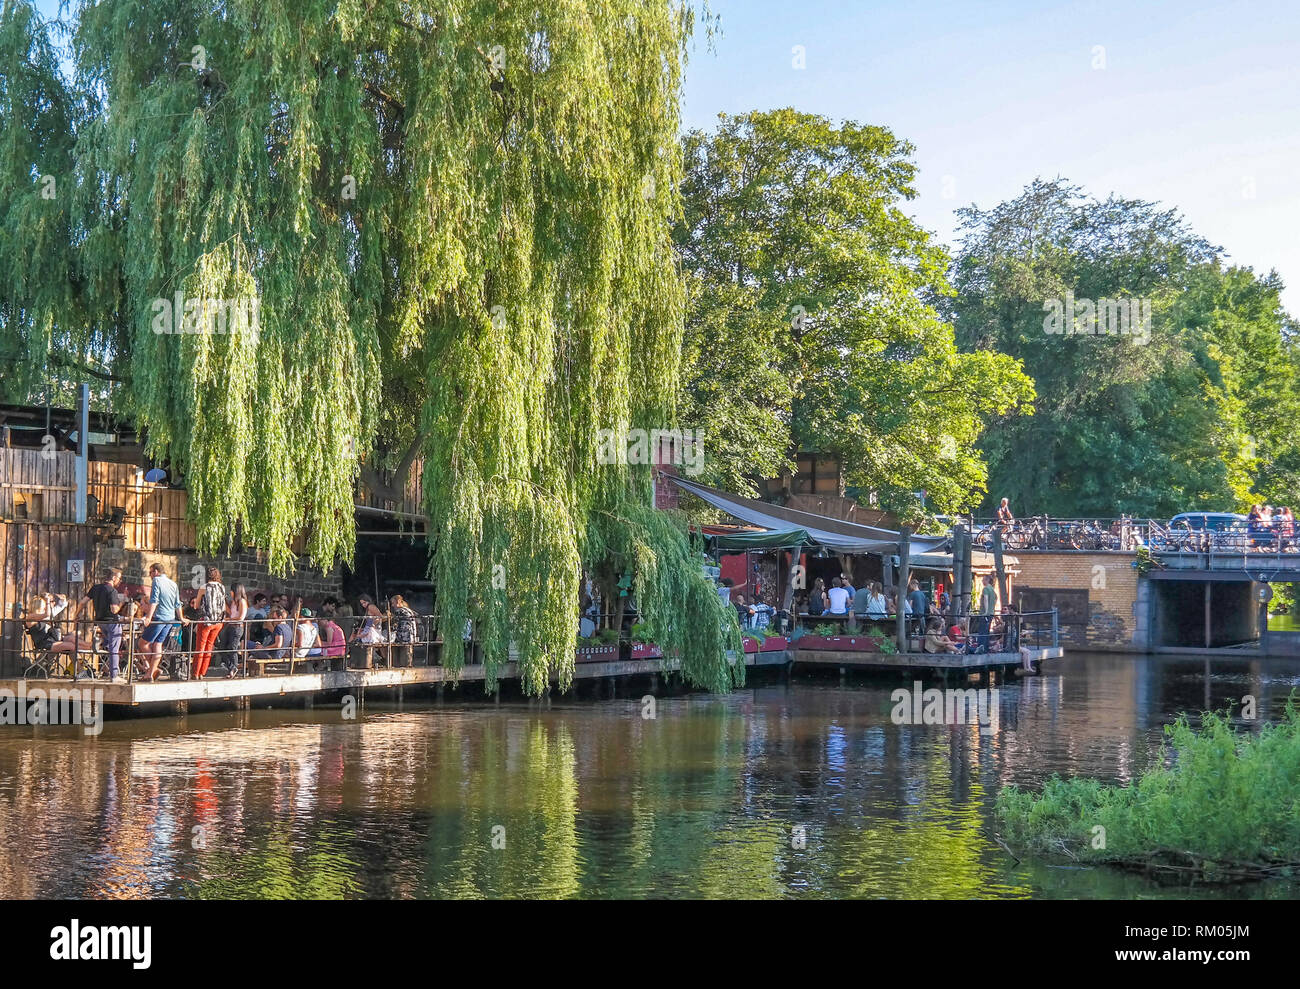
[[21, 564, 424, 682], [720, 570, 1027, 662], [1246, 504, 1297, 548]]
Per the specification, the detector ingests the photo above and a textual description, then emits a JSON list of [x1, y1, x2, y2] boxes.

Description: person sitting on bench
[[923, 618, 961, 654], [23, 593, 66, 653], [250, 608, 293, 663], [294, 609, 322, 659]]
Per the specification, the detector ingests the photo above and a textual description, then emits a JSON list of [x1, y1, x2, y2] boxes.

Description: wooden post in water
[[896, 527, 912, 654], [952, 525, 967, 618], [991, 527, 1008, 618]]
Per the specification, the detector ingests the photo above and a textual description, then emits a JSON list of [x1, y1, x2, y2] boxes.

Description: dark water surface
[[1, 652, 1297, 899]]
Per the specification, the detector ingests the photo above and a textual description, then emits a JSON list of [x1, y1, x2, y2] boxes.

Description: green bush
[[866, 627, 898, 654], [996, 703, 1300, 880]]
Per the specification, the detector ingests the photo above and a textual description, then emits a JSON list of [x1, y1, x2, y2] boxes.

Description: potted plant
[[630, 622, 662, 658]]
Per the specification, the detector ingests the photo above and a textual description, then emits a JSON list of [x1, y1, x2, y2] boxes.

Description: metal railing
[[965, 515, 1148, 552], [1144, 521, 1299, 557], [782, 608, 1058, 655], [953, 515, 1300, 555], [2, 611, 448, 682]]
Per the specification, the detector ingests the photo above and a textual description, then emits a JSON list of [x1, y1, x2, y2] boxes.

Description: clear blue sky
[[682, 0, 1300, 315], [33, 0, 1299, 313]]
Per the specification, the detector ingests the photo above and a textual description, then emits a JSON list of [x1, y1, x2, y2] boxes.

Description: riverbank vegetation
[[996, 705, 1300, 881]]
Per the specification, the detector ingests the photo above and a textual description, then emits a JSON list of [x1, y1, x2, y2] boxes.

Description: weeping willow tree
[[0, 0, 740, 695]]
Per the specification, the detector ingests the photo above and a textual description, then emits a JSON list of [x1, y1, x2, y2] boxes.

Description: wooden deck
[[0, 643, 1061, 714], [0, 649, 793, 709], [791, 645, 1064, 670]]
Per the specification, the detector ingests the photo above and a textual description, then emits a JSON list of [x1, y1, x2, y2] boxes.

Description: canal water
[[0, 652, 1297, 899]]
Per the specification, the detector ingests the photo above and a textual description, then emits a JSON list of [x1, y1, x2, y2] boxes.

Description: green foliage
[[1133, 546, 1161, 575], [866, 626, 897, 654], [675, 109, 1034, 517], [950, 177, 1300, 516], [0, 0, 740, 697], [997, 705, 1300, 879], [813, 622, 838, 636]]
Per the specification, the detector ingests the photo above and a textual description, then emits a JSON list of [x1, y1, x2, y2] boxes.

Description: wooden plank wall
[[0, 522, 98, 675], [86, 461, 194, 551], [2, 452, 395, 560], [0, 449, 77, 521]]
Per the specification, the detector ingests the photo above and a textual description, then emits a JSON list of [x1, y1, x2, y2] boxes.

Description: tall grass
[[996, 702, 1300, 880]]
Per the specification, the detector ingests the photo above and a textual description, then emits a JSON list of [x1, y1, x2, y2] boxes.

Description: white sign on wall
[[67, 559, 85, 583]]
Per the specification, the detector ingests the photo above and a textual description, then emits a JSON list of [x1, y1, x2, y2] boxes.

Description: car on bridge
[[1159, 512, 1250, 551], [1169, 511, 1248, 532]]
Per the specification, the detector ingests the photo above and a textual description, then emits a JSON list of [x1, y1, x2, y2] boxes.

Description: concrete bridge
[[1000, 546, 1297, 656]]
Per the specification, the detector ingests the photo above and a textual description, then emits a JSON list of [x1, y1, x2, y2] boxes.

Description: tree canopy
[[0, 0, 740, 695], [949, 177, 1300, 518], [675, 109, 1034, 518]]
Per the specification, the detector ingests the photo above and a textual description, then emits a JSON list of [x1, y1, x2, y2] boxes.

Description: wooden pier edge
[[0, 645, 1062, 711]]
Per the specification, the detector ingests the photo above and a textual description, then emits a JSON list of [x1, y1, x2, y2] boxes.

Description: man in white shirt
[[826, 578, 851, 615]]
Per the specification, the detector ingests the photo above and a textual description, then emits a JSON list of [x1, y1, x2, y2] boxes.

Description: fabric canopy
[[670, 476, 948, 555], [706, 527, 812, 550]]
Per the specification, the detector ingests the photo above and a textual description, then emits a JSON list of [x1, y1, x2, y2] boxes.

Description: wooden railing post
[[897, 527, 911, 653]]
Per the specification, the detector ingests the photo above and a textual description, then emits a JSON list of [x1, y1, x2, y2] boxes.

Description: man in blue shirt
[[251, 607, 294, 660], [141, 563, 181, 681]]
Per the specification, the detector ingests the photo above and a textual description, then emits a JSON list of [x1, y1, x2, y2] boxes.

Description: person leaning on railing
[[389, 594, 418, 668], [971, 575, 997, 653], [219, 583, 249, 678], [140, 563, 182, 682], [192, 566, 228, 680], [348, 594, 386, 668]]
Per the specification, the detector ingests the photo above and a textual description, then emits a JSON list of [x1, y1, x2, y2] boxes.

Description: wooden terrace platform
[[0, 642, 1062, 714], [791, 645, 1064, 670]]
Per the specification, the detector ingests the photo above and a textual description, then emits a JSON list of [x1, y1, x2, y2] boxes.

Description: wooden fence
[[0, 448, 78, 521], [0, 522, 99, 674]]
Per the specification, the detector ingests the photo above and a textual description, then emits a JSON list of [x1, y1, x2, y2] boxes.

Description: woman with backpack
[[192, 566, 228, 680]]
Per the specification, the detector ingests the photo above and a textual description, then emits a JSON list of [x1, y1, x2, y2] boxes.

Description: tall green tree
[[675, 109, 1033, 517], [949, 177, 1300, 517], [0, 0, 739, 695]]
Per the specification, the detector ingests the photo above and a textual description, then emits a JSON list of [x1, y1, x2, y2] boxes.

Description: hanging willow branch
[[0, 0, 737, 696]]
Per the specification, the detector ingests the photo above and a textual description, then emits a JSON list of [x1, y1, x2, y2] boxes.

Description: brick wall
[[93, 542, 343, 606], [1011, 551, 1138, 648]]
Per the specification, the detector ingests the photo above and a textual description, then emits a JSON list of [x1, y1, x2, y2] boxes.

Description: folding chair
[[22, 629, 60, 679]]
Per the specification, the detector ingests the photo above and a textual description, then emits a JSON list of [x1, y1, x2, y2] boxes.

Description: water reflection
[[0, 653, 1296, 899]]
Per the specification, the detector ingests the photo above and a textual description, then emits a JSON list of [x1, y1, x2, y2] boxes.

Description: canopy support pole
[[897, 527, 912, 653]]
